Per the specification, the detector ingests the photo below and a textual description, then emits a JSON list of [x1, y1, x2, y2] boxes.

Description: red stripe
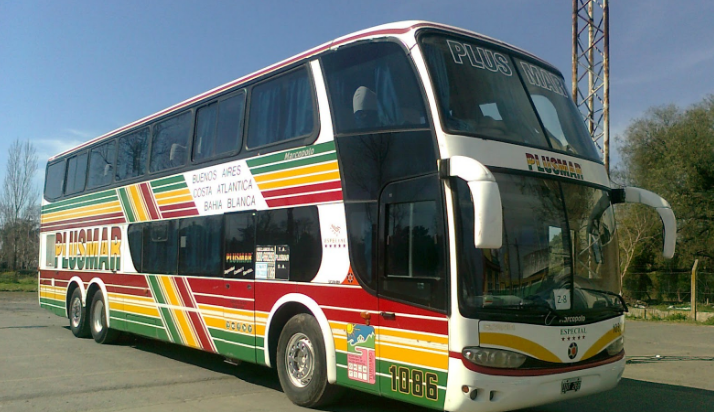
[[159, 201, 198, 212], [40, 212, 125, 230], [450, 350, 625, 376], [173, 277, 196, 309], [106, 285, 151, 297], [262, 180, 342, 199], [161, 209, 199, 219], [40, 217, 126, 232], [265, 191, 342, 208], [186, 310, 214, 351], [139, 183, 160, 220]]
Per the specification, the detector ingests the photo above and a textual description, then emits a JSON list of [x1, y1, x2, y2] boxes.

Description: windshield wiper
[[579, 288, 628, 312], [498, 297, 561, 325]]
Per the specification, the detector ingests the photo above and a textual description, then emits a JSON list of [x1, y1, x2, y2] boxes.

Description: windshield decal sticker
[[446, 39, 512, 76], [525, 153, 584, 180], [519, 61, 568, 98]]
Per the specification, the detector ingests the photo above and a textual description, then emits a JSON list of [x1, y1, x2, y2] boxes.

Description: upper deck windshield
[[419, 32, 601, 161], [454, 175, 621, 323]]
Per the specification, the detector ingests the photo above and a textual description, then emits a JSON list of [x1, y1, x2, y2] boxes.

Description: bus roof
[[49, 20, 556, 162]]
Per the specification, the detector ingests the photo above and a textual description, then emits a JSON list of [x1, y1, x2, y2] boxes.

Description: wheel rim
[[92, 299, 104, 334], [70, 297, 82, 328], [285, 332, 315, 388]]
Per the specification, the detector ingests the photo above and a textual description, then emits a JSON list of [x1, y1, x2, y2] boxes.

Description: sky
[[2, 0, 714, 192]]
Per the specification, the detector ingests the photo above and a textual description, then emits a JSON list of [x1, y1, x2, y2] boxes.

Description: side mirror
[[612, 187, 676, 259], [440, 156, 503, 249]]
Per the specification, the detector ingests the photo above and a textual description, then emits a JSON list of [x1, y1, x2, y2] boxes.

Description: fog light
[[606, 336, 625, 356], [462, 347, 526, 368]]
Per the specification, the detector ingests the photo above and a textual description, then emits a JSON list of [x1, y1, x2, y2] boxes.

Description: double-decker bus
[[38, 21, 676, 412]]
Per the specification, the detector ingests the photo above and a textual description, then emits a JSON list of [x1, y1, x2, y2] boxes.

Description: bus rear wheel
[[89, 292, 119, 344], [276, 313, 343, 407], [69, 288, 90, 338]]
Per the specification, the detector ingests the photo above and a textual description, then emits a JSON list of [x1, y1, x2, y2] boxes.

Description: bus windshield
[[419, 33, 601, 161], [454, 174, 621, 321]]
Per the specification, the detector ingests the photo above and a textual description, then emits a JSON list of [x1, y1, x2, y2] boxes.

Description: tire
[[68, 288, 90, 338], [276, 314, 343, 408], [89, 292, 119, 344]]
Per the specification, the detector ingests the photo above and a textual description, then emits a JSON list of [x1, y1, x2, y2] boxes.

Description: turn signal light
[[462, 347, 526, 369], [606, 336, 625, 356]]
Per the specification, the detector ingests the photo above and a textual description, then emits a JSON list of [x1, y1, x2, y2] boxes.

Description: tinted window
[[255, 206, 321, 282], [128, 224, 143, 272], [150, 111, 192, 173], [45, 161, 66, 199], [116, 128, 148, 181], [225, 212, 256, 279], [87, 141, 116, 188], [193, 93, 246, 162], [142, 220, 178, 274], [179, 215, 223, 276], [247, 67, 314, 148], [65, 152, 88, 195], [322, 41, 428, 134]]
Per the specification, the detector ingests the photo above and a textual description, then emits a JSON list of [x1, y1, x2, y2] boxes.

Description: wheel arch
[[65, 276, 86, 317], [263, 293, 337, 384], [86, 278, 111, 327]]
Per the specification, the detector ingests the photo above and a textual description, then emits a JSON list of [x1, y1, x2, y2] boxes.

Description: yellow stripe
[[581, 328, 623, 360], [128, 185, 149, 222], [156, 194, 194, 206], [379, 342, 448, 370], [41, 202, 122, 223], [480, 333, 560, 363], [378, 327, 449, 345], [120, 301, 161, 318], [155, 188, 191, 200], [257, 171, 341, 190], [158, 277, 197, 347], [254, 161, 339, 184]]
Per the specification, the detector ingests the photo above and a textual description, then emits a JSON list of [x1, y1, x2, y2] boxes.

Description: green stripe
[[117, 188, 136, 223], [41, 303, 66, 317], [150, 175, 185, 188], [41, 192, 118, 214], [214, 340, 256, 363], [246, 141, 335, 168], [146, 275, 166, 305], [151, 182, 188, 194], [160, 306, 182, 344], [208, 327, 256, 346], [40, 297, 65, 307], [249, 152, 337, 176], [41, 189, 118, 212]]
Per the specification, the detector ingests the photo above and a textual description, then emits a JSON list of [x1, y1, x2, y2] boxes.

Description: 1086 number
[[388, 365, 439, 400]]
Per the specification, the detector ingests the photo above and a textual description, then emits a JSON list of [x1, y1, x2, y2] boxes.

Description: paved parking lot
[[1, 292, 712, 412]]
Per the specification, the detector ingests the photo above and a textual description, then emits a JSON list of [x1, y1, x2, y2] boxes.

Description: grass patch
[[0, 272, 37, 292]]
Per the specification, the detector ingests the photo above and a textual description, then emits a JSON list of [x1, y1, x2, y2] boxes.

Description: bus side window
[[379, 175, 446, 311], [65, 152, 88, 195], [193, 92, 246, 162], [255, 206, 322, 282], [87, 140, 117, 189], [116, 128, 149, 182], [178, 215, 223, 277], [142, 220, 178, 275], [246, 66, 315, 149], [150, 111, 192, 173]]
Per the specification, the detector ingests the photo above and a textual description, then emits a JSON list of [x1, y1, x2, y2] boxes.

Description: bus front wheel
[[89, 292, 119, 344], [69, 288, 90, 338], [276, 313, 342, 407]]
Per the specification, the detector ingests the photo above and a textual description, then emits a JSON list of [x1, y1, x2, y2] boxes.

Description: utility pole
[[572, 0, 610, 173], [691, 259, 698, 321]]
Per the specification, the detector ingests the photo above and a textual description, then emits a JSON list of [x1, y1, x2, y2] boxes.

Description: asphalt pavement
[[1, 292, 712, 412]]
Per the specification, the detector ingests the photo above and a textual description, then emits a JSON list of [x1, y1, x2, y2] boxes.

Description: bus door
[[222, 211, 257, 363], [377, 175, 449, 407]]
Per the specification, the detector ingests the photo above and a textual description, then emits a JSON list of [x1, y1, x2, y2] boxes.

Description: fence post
[[691, 259, 698, 321]]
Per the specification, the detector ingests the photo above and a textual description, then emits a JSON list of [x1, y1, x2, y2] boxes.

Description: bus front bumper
[[443, 355, 625, 412]]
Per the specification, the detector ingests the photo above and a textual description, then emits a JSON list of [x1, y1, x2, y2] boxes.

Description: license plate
[[561, 377, 581, 394]]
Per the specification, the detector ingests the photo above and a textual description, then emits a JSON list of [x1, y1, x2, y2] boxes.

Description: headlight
[[462, 347, 526, 368], [606, 336, 625, 356]]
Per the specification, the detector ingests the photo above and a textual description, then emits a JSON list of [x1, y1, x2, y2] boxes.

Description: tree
[[615, 96, 714, 301], [0, 139, 39, 273]]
